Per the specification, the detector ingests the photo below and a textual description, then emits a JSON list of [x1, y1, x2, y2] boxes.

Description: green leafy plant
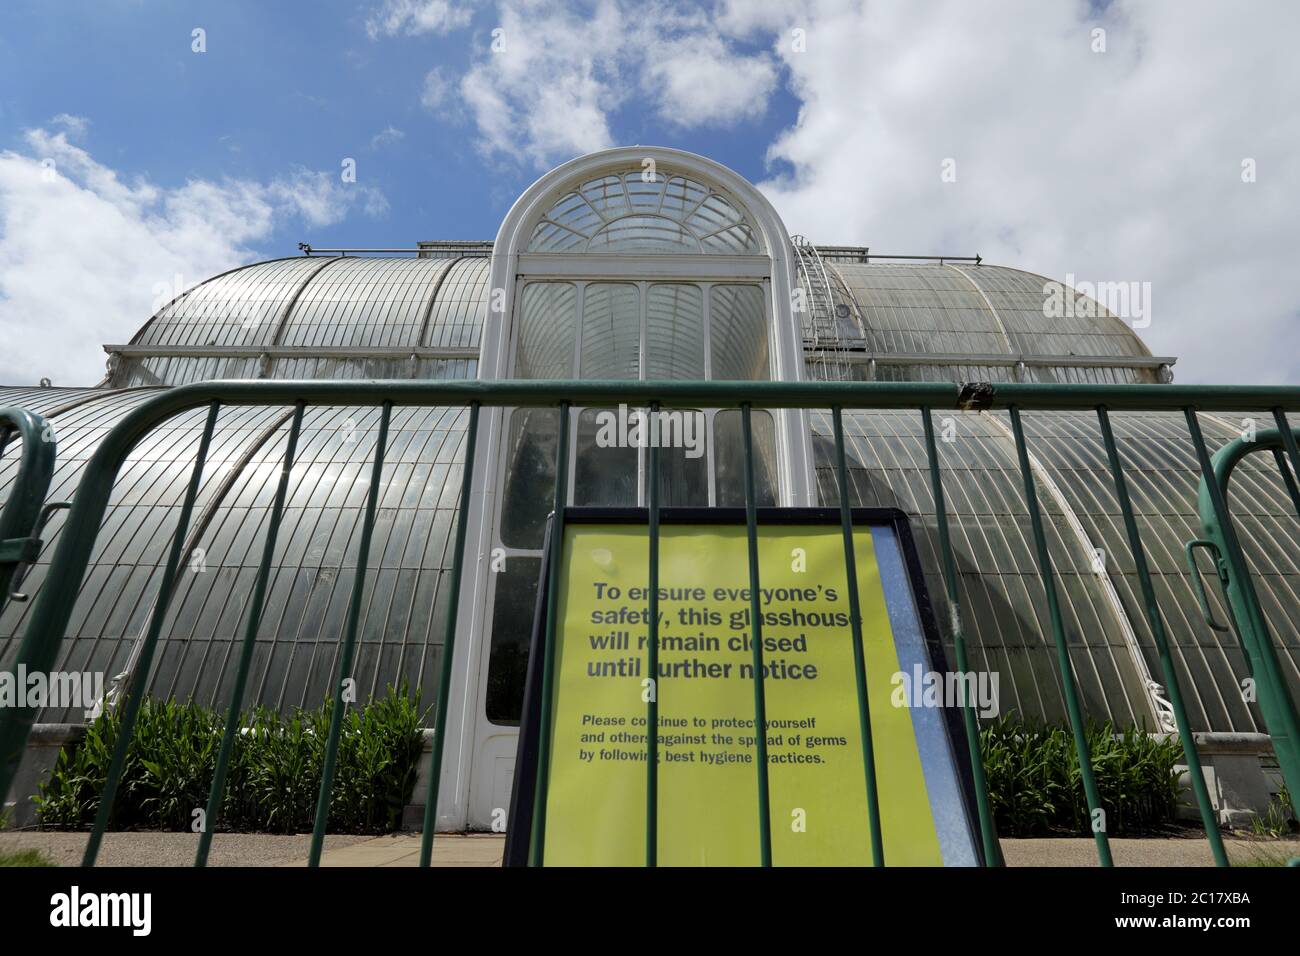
[[37, 685, 425, 834], [1249, 784, 1297, 839], [979, 713, 1183, 837]]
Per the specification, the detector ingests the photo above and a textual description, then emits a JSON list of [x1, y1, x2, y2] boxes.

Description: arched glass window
[[487, 156, 789, 726], [526, 172, 763, 255]]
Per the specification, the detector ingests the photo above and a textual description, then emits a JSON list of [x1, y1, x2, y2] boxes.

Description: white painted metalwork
[[448, 147, 815, 828]]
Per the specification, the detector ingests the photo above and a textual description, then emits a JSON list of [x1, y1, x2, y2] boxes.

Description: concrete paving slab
[[0, 831, 372, 867], [302, 833, 505, 867], [999, 837, 1300, 867]]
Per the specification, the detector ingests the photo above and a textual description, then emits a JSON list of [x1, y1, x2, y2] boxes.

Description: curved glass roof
[[829, 262, 1150, 358], [136, 257, 330, 349], [802, 262, 1162, 384], [133, 255, 490, 351], [276, 256, 457, 348], [109, 255, 489, 387], [6, 236, 1269, 732], [107, 250, 1160, 390]]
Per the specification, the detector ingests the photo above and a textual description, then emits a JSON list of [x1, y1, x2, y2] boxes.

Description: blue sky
[[1, 1, 1297, 386], [0, 1, 798, 251]]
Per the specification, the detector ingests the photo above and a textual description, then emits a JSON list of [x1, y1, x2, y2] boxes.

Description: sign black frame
[[504, 506, 988, 866]]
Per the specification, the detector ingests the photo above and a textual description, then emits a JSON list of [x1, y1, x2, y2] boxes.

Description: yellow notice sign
[[540, 521, 952, 866]]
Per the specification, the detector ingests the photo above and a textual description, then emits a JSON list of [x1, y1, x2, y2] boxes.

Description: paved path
[[300, 833, 505, 867], [0, 832, 371, 867], [307, 834, 1300, 867], [999, 837, 1300, 867]]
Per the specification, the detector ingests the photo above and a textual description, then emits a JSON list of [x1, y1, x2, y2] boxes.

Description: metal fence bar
[[309, 401, 393, 866], [419, 402, 481, 866], [1271, 448, 1300, 520], [831, 406, 885, 866], [0, 408, 56, 609], [1273, 409, 1300, 522], [11, 379, 1300, 416], [195, 401, 305, 867], [529, 400, 571, 866], [920, 406, 1001, 866], [1008, 406, 1114, 866], [646, 402, 661, 866], [1095, 406, 1228, 867], [740, 402, 774, 866], [1186, 410, 1300, 815], [82, 400, 220, 866], [0, 408, 58, 801]]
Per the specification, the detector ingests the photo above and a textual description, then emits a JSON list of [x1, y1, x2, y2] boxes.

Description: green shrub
[[37, 685, 425, 834], [1249, 783, 1297, 839], [980, 713, 1183, 837]]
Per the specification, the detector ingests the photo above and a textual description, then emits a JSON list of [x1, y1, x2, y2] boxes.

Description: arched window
[[479, 149, 810, 725], [526, 172, 763, 255]]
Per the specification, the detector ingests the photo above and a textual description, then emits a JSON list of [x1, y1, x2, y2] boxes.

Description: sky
[[0, 0, 1296, 386]]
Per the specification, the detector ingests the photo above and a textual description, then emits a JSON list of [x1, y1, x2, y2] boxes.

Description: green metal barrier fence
[[0, 408, 58, 608], [1185, 424, 1300, 842], [0, 380, 1297, 868], [0, 406, 62, 796]]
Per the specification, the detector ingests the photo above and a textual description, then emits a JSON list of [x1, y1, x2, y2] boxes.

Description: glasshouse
[[1, 146, 1296, 835]]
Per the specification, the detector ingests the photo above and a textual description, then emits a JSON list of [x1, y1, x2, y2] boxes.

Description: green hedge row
[[38, 687, 425, 834], [36, 697, 1182, 838], [979, 714, 1183, 837]]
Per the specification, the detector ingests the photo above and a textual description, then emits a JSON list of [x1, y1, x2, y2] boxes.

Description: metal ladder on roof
[[792, 235, 855, 381]]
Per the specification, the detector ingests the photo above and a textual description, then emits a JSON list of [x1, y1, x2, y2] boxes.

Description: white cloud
[[366, 0, 473, 39], [410, 1, 779, 167], [456, 1, 626, 165], [267, 165, 388, 227], [390, 0, 1298, 382], [49, 113, 89, 139], [753, 0, 1300, 384], [0, 127, 387, 386], [641, 33, 777, 127], [420, 66, 459, 120], [369, 125, 406, 150]]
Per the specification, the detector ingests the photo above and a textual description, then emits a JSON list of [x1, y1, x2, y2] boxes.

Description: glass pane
[[588, 216, 698, 253], [710, 285, 769, 380], [485, 557, 542, 725], [714, 409, 778, 506], [646, 284, 705, 380], [525, 170, 764, 254], [657, 408, 709, 506], [581, 283, 640, 379], [575, 407, 637, 506], [684, 193, 744, 236], [624, 172, 665, 210], [579, 175, 630, 219], [500, 408, 558, 549], [515, 282, 576, 379]]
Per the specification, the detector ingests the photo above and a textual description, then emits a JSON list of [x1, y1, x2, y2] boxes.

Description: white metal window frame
[[443, 147, 815, 830], [497, 277, 773, 536]]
